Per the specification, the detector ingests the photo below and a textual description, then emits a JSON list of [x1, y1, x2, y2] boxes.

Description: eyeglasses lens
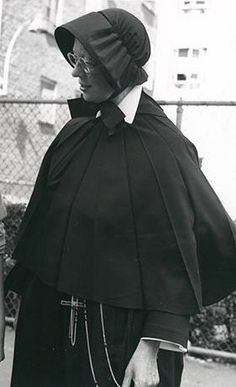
[[67, 53, 76, 67], [67, 53, 93, 74]]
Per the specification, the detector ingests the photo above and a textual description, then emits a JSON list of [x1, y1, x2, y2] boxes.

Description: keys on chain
[[61, 296, 85, 346], [60, 297, 120, 386]]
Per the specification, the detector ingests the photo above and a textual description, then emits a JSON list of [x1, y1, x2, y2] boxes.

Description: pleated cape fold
[[10, 92, 236, 314]]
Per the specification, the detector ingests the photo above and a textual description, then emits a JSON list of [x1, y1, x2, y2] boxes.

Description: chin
[[82, 93, 97, 103], [82, 93, 91, 101], [82, 91, 112, 103]]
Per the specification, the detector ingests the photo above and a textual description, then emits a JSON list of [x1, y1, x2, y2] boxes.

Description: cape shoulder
[[134, 92, 200, 167], [14, 116, 94, 245]]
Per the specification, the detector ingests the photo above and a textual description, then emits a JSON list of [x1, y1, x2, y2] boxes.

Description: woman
[[4, 8, 236, 387]]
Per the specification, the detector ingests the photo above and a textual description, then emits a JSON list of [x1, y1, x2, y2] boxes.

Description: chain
[[99, 304, 121, 387], [83, 300, 100, 387]]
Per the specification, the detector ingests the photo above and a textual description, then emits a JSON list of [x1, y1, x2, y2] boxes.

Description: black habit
[[5, 7, 236, 387], [8, 91, 236, 314], [9, 276, 184, 387]]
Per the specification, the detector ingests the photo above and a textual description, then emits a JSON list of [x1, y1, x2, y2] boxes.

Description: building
[[0, 0, 158, 201], [154, 0, 236, 218], [154, 0, 236, 101], [0, 0, 158, 99], [0, 0, 87, 100]]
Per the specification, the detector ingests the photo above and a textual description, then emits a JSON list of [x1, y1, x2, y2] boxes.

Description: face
[[70, 39, 115, 103]]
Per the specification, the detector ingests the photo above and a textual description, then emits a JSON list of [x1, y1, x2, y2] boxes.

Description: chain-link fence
[[1, 99, 236, 358], [0, 99, 70, 201], [0, 98, 70, 326], [189, 293, 236, 359]]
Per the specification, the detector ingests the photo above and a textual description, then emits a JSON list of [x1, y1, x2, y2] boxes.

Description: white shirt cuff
[[141, 337, 188, 353]]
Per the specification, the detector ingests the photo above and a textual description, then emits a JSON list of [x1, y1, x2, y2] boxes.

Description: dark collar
[[67, 97, 125, 136], [67, 92, 166, 134], [67, 97, 100, 118]]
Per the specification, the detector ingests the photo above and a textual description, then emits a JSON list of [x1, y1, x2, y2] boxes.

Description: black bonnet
[[54, 8, 151, 91]]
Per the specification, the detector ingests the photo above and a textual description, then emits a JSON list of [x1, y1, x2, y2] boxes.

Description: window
[[192, 48, 207, 57], [175, 72, 201, 89], [176, 47, 207, 58], [175, 73, 187, 88], [177, 74, 187, 81], [178, 48, 189, 57], [182, 0, 207, 12], [38, 0, 63, 34], [46, 0, 63, 26], [39, 76, 57, 134], [33, 1, 63, 35], [192, 49, 200, 57], [190, 73, 200, 88]]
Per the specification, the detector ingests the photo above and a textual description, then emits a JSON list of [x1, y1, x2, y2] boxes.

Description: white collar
[[115, 84, 143, 124], [96, 84, 143, 124]]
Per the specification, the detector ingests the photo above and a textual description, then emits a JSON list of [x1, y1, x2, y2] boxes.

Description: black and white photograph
[[0, 1, 236, 386]]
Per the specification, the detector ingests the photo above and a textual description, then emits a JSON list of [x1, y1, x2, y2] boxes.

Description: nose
[[71, 63, 85, 78]]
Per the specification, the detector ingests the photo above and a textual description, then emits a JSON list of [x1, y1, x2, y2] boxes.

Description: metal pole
[[1, 22, 28, 95], [0, 98, 67, 104], [176, 98, 183, 130], [188, 345, 236, 362]]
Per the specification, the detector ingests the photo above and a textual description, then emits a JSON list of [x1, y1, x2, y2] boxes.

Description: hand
[[122, 339, 160, 387]]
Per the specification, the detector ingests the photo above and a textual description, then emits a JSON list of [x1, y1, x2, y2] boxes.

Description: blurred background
[[0, 1, 236, 386]]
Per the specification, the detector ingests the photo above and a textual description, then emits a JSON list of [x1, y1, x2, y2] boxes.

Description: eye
[[84, 60, 95, 68], [68, 51, 96, 73]]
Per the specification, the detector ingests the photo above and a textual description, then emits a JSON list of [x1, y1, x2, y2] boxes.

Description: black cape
[[9, 92, 236, 314]]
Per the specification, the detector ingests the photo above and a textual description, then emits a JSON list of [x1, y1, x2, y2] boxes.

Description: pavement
[[1, 326, 236, 387], [181, 356, 236, 387], [0, 327, 15, 387]]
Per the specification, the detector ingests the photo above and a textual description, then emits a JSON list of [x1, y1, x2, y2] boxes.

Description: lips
[[80, 83, 91, 92]]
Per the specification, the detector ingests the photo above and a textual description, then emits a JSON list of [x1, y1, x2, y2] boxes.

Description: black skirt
[[9, 275, 183, 387]]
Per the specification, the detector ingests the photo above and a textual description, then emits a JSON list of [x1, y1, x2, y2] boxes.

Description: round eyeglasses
[[67, 52, 96, 74]]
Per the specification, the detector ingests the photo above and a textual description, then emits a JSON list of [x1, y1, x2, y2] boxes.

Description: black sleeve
[[142, 310, 190, 349]]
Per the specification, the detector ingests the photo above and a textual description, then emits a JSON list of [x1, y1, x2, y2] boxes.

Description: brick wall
[[0, 0, 157, 99], [0, 0, 85, 99]]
